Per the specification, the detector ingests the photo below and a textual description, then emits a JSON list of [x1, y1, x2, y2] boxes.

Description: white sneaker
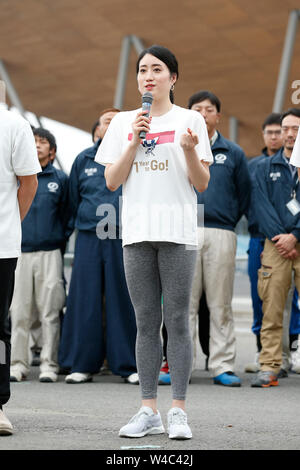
[[0, 409, 13, 435], [244, 352, 260, 373], [65, 372, 93, 384], [39, 371, 58, 383], [291, 350, 300, 374], [10, 369, 26, 382], [167, 407, 192, 440], [119, 406, 165, 438], [124, 373, 139, 384]]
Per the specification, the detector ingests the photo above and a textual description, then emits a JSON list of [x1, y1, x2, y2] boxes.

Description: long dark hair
[[136, 45, 179, 103]]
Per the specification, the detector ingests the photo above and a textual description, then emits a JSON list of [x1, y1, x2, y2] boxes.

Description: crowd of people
[[1, 43, 300, 439]]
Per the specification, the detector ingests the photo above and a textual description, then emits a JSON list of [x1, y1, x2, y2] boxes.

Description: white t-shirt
[[0, 109, 41, 258], [290, 127, 300, 167], [95, 105, 213, 246]]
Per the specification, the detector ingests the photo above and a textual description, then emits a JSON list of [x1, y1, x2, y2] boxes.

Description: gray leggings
[[123, 242, 196, 401]]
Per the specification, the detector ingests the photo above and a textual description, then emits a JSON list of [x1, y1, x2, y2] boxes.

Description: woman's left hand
[[180, 128, 199, 151]]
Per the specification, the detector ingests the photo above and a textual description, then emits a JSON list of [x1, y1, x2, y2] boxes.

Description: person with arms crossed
[[252, 108, 300, 387], [0, 102, 40, 434], [95, 45, 212, 440]]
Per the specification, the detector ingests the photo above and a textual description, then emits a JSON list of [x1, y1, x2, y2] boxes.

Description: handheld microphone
[[139, 91, 153, 139]]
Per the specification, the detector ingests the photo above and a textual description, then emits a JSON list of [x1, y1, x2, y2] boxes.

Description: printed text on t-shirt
[[133, 160, 169, 173]]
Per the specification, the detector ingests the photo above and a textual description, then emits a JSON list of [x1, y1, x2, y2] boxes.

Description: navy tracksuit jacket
[[255, 149, 300, 240], [196, 132, 250, 231], [21, 162, 69, 251], [252, 148, 300, 335]]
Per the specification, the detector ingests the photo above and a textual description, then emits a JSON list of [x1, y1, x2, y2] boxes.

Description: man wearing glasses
[[251, 108, 300, 387], [246, 113, 300, 376]]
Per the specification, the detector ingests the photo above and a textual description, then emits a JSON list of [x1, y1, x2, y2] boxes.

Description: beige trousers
[[258, 239, 300, 374], [10, 250, 65, 375], [281, 283, 294, 370], [189, 227, 237, 376]]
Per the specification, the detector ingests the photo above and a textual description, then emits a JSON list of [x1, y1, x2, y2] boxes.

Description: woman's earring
[[171, 84, 175, 91]]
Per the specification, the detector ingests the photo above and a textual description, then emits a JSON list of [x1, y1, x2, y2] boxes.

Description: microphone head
[[142, 92, 153, 104]]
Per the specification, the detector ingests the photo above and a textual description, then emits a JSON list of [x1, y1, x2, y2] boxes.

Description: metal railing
[[273, 9, 300, 112], [114, 35, 145, 110]]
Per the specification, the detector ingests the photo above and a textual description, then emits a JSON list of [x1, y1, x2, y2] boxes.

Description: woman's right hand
[[131, 110, 151, 146]]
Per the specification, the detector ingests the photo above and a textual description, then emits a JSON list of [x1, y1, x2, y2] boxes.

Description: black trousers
[[198, 291, 210, 358], [0, 258, 17, 406]]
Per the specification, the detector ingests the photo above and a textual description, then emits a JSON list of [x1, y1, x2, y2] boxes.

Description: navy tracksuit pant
[[0, 258, 17, 406], [248, 237, 300, 336], [58, 231, 137, 377]]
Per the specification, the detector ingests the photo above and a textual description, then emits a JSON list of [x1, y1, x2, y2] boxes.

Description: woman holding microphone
[[95, 45, 212, 439]]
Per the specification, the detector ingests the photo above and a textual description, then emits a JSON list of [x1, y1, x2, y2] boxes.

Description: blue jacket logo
[[85, 168, 98, 176], [48, 182, 59, 193], [269, 171, 281, 181], [214, 153, 227, 164]]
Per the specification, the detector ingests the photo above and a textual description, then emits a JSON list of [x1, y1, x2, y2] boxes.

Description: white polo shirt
[[290, 127, 300, 167], [95, 105, 213, 246], [0, 108, 41, 258]]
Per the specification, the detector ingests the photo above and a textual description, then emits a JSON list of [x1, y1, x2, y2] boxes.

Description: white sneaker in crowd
[[291, 350, 300, 374], [244, 352, 260, 373], [65, 372, 93, 384], [0, 409, 13, 435], [10, 369, 26, 382], [167, 407, 192, 440], [124, 373, 139, 384], [119, 406, 165, 438], [39, 371, 58, 383]]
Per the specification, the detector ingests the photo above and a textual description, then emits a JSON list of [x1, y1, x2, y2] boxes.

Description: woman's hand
[[180, 128, 210, 192], [131, 111, 151, 146], [180, 128, 199, 151]]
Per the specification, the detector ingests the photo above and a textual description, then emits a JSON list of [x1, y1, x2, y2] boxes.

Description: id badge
[[286, 198, 300, 216]]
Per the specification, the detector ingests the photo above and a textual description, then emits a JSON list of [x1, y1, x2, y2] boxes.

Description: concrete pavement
[[1, 312, 300, 450]]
